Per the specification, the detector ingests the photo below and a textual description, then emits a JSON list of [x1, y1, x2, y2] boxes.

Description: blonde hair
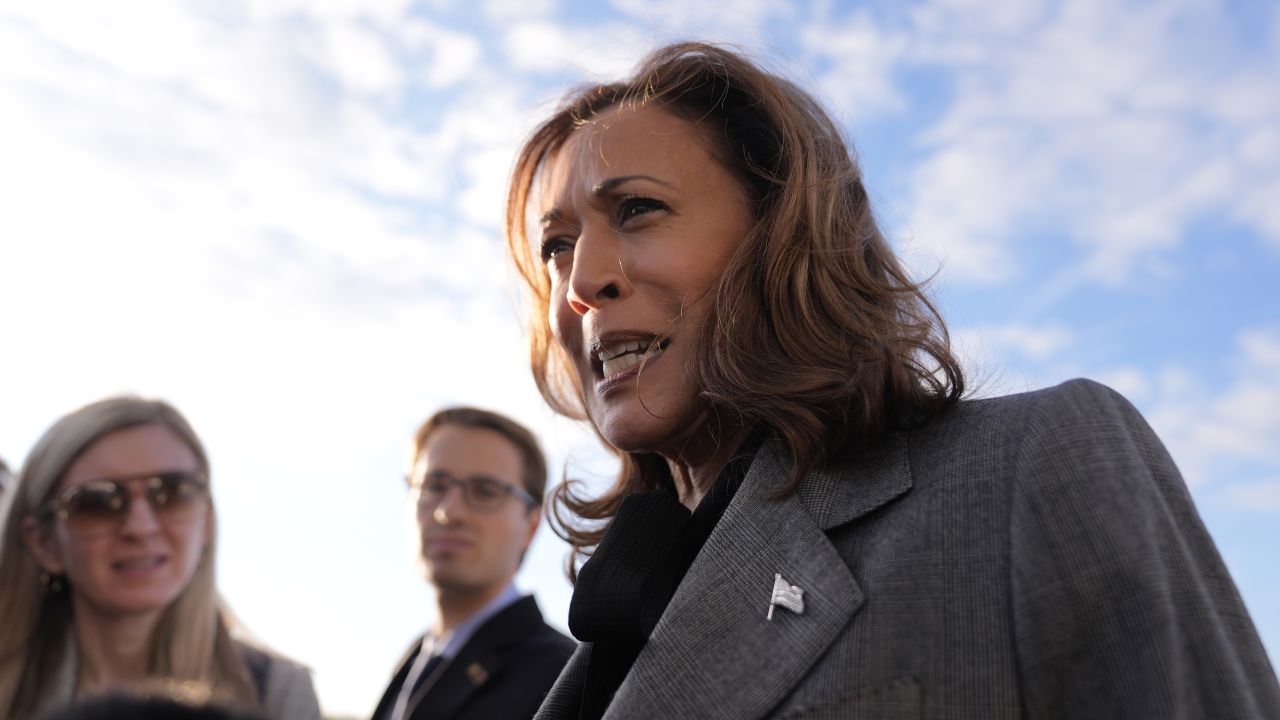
[[0, 397, 258, 719], [506, 42, 963, 577]]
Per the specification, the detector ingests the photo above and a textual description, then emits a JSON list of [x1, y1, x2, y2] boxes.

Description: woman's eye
[[540, 236, 574, 263], [617, 197, 667, 225]]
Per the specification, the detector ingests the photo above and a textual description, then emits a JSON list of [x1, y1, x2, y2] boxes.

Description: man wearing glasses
[[373, 407, 575, 720]]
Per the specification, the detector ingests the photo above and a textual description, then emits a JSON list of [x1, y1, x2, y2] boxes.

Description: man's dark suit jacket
[[374, 595, 575, 720]]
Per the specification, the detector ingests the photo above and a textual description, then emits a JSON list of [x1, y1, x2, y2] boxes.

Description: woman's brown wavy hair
[[505, 42, 964, 578]]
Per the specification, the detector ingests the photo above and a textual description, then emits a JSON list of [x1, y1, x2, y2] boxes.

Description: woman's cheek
[[549, 288, 578, 351]]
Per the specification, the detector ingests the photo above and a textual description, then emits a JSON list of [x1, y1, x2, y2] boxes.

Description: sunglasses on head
[[38, 471, 210, 537]]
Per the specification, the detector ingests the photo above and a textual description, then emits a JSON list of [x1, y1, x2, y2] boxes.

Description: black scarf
[[567, 448, 755, 720]]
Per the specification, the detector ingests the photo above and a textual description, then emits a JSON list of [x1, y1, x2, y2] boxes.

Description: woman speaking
[[505, 42, 1280, 718], [0, 397, 319, 719]]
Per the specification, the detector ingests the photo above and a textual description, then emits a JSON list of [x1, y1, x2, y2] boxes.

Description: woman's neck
[[72, 600, 162, 696], [663, 420, 751, 511]]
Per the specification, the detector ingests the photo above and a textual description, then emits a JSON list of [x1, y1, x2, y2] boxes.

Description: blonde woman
[[0, 397, 320, 720]]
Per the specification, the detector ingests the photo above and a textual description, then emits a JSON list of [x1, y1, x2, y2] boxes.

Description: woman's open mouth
[[595, 336, 670, 381]]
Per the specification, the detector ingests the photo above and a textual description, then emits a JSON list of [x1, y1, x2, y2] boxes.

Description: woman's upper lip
[[111, 553, 168, 565], [425, 534, 472, 545]]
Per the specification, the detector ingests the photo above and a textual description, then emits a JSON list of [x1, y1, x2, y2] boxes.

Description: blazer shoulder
[[902, 378, 1147, 481], [969, 377, 1173, 496], [524, 620, 577, 662], [960, 377, 1128, 416], [455, 596, 575, 676], [468, 596, 563, 651], [234, 640, 321, 720], [1017, 377, 1137, 417], [942, 378, 1147, 447], [1003, 382, 1280, 716]]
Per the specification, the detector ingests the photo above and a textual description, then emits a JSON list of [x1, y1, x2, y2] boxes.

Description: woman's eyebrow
[[539, 174, 675, 225], [590, 174, 673, 196]]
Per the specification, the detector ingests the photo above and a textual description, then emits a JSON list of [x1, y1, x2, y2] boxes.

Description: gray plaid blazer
[[535, 379, 1280, 719]]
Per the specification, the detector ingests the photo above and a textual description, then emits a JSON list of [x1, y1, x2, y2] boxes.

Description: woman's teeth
[[600, 340, 665, 378], [115, 556, 164, 570]]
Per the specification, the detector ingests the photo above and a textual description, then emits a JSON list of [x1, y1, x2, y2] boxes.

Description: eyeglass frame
[[35, 470, 211, 528], [405, 470, 538, 512]]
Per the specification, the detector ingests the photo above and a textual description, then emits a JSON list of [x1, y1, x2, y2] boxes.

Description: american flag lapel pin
[[768, 573, 805, 621]]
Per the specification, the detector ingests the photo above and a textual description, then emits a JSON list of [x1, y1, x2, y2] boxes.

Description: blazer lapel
[[406, 596, 545, 720], [534, 643, 592, 720], [796, 433, 912, 531], [603, 437, 910, 720], [371, 641, 421, 720]]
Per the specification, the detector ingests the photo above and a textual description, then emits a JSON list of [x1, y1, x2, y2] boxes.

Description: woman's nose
[[566, 227, 629, 315], [119, 491, 162, 536]]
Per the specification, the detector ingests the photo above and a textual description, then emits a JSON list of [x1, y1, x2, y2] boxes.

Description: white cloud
[[956, 322, 1074, 362], [319, 20, 405, 96], [806, 0, 1280, 285], [952, 322, 1076, 397], [245, 0, 416, 24], [4, 1, 218, 84], [800, 9, 910, 121], [1142, 329, 1280, 489], [0, 6, 546, 715], [900, 139, 1039, 283], [503, 21, 647, 79], [484, 0, 559, 22], [1091, 366, 1150, 404], [1223, 481, 1280, 513], [607, 0, 788, 43], [404, 19, 484, 89], [1202, 331, 1280, 458], [1229, 124, 1280, 248]]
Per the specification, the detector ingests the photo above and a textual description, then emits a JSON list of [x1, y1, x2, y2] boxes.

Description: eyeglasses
[[407, 471, 537, 512], [37, 471, 210, 537]]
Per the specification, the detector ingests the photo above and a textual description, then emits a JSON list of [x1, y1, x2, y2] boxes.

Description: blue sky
[[1, 0, 1277, 716]]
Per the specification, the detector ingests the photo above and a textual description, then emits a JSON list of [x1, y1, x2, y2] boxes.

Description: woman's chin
[[589, 399, 697, 456]]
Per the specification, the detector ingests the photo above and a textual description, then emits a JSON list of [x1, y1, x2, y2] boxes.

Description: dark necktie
[[394, 653, 444, 720]]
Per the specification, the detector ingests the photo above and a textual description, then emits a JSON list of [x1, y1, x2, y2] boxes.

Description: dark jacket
[[536, 379, 1280, 719], [374, 595, 575, 720]]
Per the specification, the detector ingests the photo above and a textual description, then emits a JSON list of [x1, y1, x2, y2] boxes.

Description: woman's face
[[538, 105, 753, 455], [25, 424, 211, 621]]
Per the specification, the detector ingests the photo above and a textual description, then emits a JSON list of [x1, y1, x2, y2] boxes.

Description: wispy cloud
[[608, 0, 790, 42], [1144, 329, 1280, 490], [803, 0, 1280, 285], [953, 322, 1076, 396], [503, 20, 648, 78], [800, 9, 910, 122], [1223, 480, 1280, 513]]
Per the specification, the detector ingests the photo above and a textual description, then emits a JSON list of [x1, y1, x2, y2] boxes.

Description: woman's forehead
[[537, 105, 716, 209], [61, 424, 198, 487]]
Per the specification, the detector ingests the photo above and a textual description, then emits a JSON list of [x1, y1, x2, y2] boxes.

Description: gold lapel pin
[[466, 661, 489, 686]]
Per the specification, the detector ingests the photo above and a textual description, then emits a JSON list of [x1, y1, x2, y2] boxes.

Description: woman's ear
[[20, 516, 66, 575]]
